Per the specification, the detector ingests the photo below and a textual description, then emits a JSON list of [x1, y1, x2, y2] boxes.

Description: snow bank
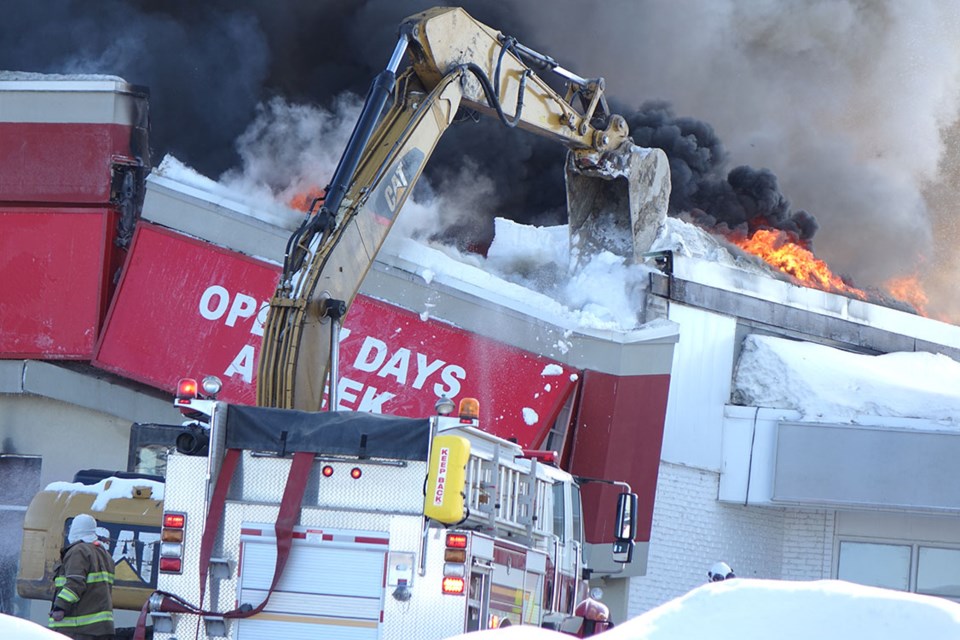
[[605, 579, 960, 640], [0, 613, 69, 639], [444, 579, 960, 640]]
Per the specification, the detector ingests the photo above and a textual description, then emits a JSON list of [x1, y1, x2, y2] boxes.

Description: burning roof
[[6, 2, 958, 325]]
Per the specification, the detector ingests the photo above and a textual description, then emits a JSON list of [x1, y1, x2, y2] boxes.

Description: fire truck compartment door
[[236, 525, 387, 639]]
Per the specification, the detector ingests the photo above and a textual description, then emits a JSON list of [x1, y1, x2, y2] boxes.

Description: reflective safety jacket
[[49, 540, 116, 636]]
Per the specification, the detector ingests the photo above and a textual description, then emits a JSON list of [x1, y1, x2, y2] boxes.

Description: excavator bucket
[[566, 144, 672, 267]]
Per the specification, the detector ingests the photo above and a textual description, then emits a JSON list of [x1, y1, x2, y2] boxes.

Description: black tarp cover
[[224, 405, 432, 461]]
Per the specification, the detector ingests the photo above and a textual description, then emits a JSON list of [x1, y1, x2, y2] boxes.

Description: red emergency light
[[445, 533, 468, 549], [350, 467, 363, 479], [176, 378, 198, 403], [321, 465, 335, 477], [163, 513, 186, 529], [159, 558, 182, 573], [520, 449, 558, 465]]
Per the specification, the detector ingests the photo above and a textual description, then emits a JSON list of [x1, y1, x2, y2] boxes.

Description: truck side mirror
[[612, 492, 637, 564]]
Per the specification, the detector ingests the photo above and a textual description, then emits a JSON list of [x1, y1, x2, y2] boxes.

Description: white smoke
[[218, 93, 475, 242], [219, 94, 363, 209]]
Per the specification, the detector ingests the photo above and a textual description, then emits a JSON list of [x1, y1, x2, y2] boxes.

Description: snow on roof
[[44, 477, 165, 511], [650, 215, 781, 279], [150, 155, 303, 231], [0, 70, 126, 82], [734, 334, 960, 424], [444, 579, 960, 640]]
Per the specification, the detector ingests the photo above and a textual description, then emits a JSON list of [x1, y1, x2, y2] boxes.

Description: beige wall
[[0, 394, 131, 485]]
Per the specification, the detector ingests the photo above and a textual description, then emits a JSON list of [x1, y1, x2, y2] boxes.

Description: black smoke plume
[[0, 0, 815, 249], [626, 101, 818, 243]]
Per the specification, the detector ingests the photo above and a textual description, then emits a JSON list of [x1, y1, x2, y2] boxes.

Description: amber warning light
[[458, 397, 479, 423], [442, 576, 466, 595]]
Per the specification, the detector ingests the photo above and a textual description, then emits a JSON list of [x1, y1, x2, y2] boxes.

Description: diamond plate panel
[[155, 450, 478, 639], [153, 453, 209, 640], [235, 452, 427, 514]]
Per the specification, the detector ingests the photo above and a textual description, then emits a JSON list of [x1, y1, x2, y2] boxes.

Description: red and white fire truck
[[140, 378, 633, 639]]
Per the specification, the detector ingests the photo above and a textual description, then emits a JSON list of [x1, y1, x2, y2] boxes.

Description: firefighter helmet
[[708, 561, 735, 582]]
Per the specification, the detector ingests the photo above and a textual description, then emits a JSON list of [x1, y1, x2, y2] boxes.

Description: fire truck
[[139, 378, 633, 639]]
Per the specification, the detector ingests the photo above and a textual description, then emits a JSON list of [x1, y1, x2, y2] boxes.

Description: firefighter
[[49, 513, 116, 640], [707, 561, 736, 582]]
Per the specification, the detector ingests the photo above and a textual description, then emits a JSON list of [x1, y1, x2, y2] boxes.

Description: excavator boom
[[258, 6, 670, 410]]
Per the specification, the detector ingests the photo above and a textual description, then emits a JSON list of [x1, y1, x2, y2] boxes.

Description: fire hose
[[133, 449, 315, 640]]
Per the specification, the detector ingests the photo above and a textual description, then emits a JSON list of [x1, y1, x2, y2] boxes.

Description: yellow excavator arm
[[257, 6, 667, 409]]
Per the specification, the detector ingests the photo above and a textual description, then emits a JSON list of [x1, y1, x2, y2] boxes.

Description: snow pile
[[445, 579, 960, 640], [0, 613, 69, 639], [649, 215, 780, 279], [734, 334, 960, 423], [609, 579, 960, 640], [385, 227, 656, 333], [44, 477, 165, 511]]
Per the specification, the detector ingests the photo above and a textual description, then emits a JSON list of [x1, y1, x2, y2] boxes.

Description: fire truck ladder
[[463, 444, 550, 545]]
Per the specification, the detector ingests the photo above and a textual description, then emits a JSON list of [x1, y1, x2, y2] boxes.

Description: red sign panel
[[94, 222, 280, 404], [330, 296, 578, 447], [94, 222, 578, 446], [0, 209, 117, 358], [0, 123, 142, 204]]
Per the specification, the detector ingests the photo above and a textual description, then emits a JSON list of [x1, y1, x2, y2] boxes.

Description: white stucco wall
[[660, 305, 737, 470]]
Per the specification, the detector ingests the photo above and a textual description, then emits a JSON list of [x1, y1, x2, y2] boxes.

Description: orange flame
[[884, 275, 929, 316], [288, 188, 324, 213], [729, 228, 938, 316], [731, 229, 867, 299]]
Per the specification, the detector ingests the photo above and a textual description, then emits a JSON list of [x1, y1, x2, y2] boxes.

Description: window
[[571, 485, 583, 545], [127, 423, 185, 477], [837, 541, 910, 591], [837, 539, 960, 601], [917, 547, 960, 599], [552, 483, 565, 540]]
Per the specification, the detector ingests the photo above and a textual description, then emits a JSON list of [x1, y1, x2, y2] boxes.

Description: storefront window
[[917, 547, 960, 599], [837, 541, 911, 591]]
